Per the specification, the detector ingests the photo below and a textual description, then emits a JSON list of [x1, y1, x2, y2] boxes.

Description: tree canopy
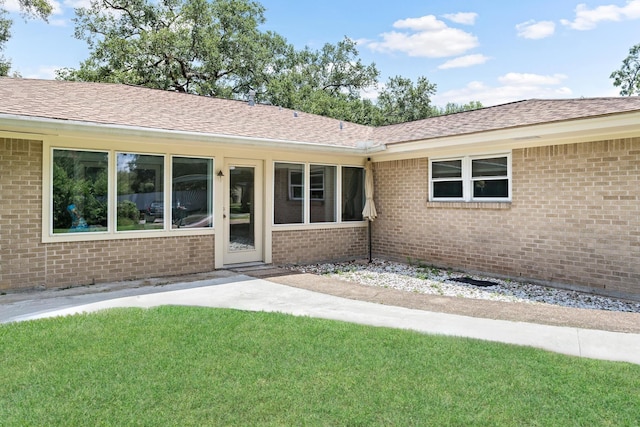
[[611, 43, 640, 96], [58, 0, 482, 124], [0, 0, 53, 75]]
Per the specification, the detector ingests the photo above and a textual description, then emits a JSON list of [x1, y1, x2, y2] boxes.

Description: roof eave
[[371, 110, 640, 160], [0, 113, 387, 155]]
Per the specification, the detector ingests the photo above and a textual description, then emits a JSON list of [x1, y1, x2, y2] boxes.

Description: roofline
[[0, 113, 387, 155], [372, 109, 640, 160]]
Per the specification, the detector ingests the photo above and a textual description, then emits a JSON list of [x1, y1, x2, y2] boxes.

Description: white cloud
[[561, 0, 640, 30], [438, 54, 490, 69], [442, 12, 478, 25], [498, 72, 567, 86], [366, 15, 479, 58], [516, 20, 555, 39], [63, 0, 93, 9], [435, 72, 573, 107]]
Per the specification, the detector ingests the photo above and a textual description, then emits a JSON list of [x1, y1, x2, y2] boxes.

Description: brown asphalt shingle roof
[[373, 97, 640, 145], [2, 77, 640, 148]]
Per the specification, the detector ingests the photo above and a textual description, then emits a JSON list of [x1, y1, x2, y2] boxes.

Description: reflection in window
[[172, 157, 213, 228], [342, 166, 365, 221], [430, 155, 510, 201], [275, 162, 304, 224], [310, 165, 336, 223], [52, 149, 108, 233], [117, 153, 164, 231], [431, 159, 463, 198]]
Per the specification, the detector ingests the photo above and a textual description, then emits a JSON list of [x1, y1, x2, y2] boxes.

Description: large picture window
[[50, 147, 216, 239], [430, 154, 511, 201], [52, 149, 109, 233]]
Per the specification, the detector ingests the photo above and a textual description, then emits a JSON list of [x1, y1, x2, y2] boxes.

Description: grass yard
[[1, 307, 639, 426]]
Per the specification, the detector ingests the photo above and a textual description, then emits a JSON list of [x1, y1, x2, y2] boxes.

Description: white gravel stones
[[288, 259, 640, 313]]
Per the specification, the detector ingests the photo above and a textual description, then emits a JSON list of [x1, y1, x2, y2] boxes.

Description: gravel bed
[[288, 259, 640, 313]]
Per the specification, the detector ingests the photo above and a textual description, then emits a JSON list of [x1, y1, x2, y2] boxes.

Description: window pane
[[433, 181, 463, 198], [52, 149, 108, 233], [342, 166, 364, 221], [473, 179, 508, 198], [310, 165, 336, 223], [117, 153, 164, 231], [472, 157, 507, 177], [172, 157, 213, 228], [274, 163, 303, 224], [432, 160, 462, 178]]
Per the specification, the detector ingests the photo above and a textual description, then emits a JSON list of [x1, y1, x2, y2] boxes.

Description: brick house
[[1, 77, 639, 299]]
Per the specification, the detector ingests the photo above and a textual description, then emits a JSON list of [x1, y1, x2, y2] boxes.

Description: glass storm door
[[224, 159, 263, 265]]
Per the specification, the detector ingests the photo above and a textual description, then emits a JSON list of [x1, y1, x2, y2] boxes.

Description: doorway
[[223, 159, 263, 265]]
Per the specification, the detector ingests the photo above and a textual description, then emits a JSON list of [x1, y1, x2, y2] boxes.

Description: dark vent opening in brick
[[450, 277, 497, 287]]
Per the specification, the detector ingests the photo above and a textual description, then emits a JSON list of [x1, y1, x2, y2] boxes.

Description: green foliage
[[0, 8, 11, 76], [611, 43, 640, 96], [57, 0, 482, 125], [117, 200, 139, 225], [52, 161, 107, 229], [375, 75, 437, 125], [58, 0, 290, 97], [1, 307, 639, 425]]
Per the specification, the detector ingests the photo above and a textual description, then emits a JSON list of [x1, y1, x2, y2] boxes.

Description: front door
[[223, 159, 263, 265]]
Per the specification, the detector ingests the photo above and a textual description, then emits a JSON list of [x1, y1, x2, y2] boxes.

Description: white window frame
[[45, 142, 215, 243], [429, 153, 511, 202], [274, 162, 365, 226]]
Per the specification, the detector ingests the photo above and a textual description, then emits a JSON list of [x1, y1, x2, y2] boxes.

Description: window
[[342, 166, 365, 221], [310, 165, 336, 223], [171, 157, 213, 228], [117, 152, 164, 231], [288, 169, 304, 200], [50, 147, 215, 239], [52, 149, 109, 233], [274, 163, 363, 225], [430, 154, 510, 201], [275, 163, 304, 224]]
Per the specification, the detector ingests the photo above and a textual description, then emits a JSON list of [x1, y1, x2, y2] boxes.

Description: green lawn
[[1, 307, 638, 426]]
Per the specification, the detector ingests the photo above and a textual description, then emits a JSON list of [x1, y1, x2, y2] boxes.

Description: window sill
[[426, 201, 511, 210]]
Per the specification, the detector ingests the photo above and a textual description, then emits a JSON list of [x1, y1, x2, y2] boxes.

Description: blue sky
[[3, 0, 640, 107]]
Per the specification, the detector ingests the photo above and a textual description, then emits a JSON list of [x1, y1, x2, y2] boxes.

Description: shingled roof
[[373, 97, 640, 145], [0, 77, 373, 148], [2, 77, 640, 148]]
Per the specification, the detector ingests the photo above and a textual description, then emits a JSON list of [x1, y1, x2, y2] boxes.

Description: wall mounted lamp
[[217, 170, 224, 178]]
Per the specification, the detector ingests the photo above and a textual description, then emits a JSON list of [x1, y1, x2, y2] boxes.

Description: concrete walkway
[[2, 273, 640, 365]]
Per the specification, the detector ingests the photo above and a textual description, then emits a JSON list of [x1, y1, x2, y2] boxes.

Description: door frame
[[222, 158, 264, 266]]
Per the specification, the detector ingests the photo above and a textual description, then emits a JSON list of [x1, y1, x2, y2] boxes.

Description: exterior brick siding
[[373, 137, 640, 297], [272, 227, 368, 265], [0, 138, 215, 291]]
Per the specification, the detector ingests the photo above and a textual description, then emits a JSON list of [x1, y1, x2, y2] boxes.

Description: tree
[[0, 0, 53, 75], [436, 101, 484, 116], [374, 76, 438, 125], [59, 0, 482, 125], [611, 43, 640, 96], [57, 0, 291, 97], [262, 37, 380, 122]]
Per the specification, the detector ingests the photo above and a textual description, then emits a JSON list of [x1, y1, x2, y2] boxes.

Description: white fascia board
[[372, 111, 640, 160], [0, 114, 386, 155]]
